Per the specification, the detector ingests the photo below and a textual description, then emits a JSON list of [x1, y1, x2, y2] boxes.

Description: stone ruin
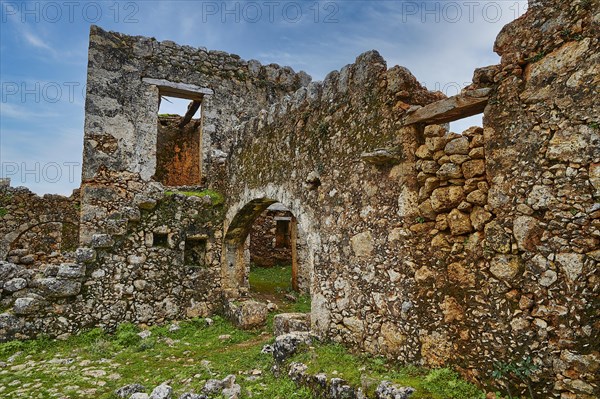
[[1, 0, 598, 397]]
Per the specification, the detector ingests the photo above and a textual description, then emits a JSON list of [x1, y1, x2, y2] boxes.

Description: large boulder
[[224, 300, 268, 329], [273, 313, 310, 336]]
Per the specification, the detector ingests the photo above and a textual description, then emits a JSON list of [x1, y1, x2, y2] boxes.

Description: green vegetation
[[0, 316, 492, 399], [249, 264, 311, 314], [0, 317, 314, 399], [492, 357, 538, 399], [289, 343, 486, 399], [589, 121, 599, 130], [165, 189, 224, 206], [249, 264, 292, 295], [0, 207, 7, 217]]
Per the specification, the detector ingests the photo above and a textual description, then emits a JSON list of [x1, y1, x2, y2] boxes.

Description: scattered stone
[[273, 332, 312, 363], [149, 383, 172, 399], [224, 300, 268, 329], [375, 380, 415, 399], [138, 330, 152, 339], [116, 383, 146, 398], [490, 255, 522, 281]]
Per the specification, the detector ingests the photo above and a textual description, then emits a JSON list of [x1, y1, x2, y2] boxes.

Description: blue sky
[[0, 0, 527, 195]]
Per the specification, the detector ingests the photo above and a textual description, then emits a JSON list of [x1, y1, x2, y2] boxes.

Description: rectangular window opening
[[155, 94, 203, 187], [184, 237, 208, 268], [275, 219, 291, 248]]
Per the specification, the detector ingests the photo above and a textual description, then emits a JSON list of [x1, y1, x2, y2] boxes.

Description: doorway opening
[[223, 198, 311, 311]]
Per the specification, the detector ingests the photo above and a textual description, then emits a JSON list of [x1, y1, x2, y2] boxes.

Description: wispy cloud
[[22, 30, 54, 52]]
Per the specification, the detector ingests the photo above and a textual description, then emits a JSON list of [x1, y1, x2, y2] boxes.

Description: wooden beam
[[178, 100, 201, 128], [403, 88, 491, 126]]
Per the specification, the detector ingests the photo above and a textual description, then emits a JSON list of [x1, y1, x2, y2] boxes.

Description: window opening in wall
[[155, 94, 203, 187], [152, 232, 169, 248], [275, 218, 292, 248], [184, 236, 208, 268], [449, 114, 483, 134]]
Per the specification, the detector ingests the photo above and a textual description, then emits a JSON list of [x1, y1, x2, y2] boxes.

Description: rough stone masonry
[[0, 0, 598, 397]]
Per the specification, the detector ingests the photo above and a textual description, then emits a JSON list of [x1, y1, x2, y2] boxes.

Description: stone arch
[[3, 221, 80, 263], [1, 219, 78, 261], [222, 188, 318, 301]]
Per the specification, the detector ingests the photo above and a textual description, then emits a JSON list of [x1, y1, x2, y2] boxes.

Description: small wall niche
[[184, 235, 208, 268], [152, 232, 169, 248]]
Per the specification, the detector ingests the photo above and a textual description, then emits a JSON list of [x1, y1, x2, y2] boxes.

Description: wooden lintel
[[403, 88, 491, 126]]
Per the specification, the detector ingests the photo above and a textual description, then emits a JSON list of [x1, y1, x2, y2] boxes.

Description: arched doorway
[[222, 198, 309, 300]]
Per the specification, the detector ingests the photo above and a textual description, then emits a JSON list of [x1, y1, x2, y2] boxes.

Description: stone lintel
[[142, 78, 214, 100], [403, 88, 491, 126]]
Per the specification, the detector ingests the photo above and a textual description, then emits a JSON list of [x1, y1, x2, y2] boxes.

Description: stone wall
[[249, 208, 294, 267], [479, 1, 599, 396], [1, 2, 598, 396], [80, 25, 310, 244], [1, 191, 224, 341], [0, 186, 80, 266]]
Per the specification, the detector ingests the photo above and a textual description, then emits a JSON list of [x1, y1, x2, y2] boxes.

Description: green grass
[[165, 189, 224, 206], [0, 317, 315, 399], [0, 317, 491, 399], [249, 264, 293, 295], [289, 343, 486, 399], [0, 207, 7, 217]]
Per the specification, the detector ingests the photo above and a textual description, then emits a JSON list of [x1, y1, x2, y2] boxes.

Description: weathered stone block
[[13, 297, 44, 315], [436, 163, 463, 179], [225, 300, 268, 330], [39, 278, 82, 298], [3, 277, 27, 293], [273, 332, 312, 363], [470, 206, 492, 231], [430, 187, 465, 212], [350, 231, 374, 257], [75, 247, 96, 263], [444, 137, 469, 155], [489, 255, 522, 281], [555, 253, 584, 281], [513, 216, 542, 251], [484, 221, 511, 253], [57, 263, 86, 279], [462, 159, 485, 179], [90, 234, 114, 249], [447, 209, 473, 235], [273, 313, 310, 337]]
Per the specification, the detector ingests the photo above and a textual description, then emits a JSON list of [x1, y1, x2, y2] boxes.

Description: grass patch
[[249, 264, 292, 295], [289, 342, 486, 399], [0, 317, 485, 399], [0, 316, 309, 399], [0, 207, 7, 217], [165, 189, 224, 206]]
